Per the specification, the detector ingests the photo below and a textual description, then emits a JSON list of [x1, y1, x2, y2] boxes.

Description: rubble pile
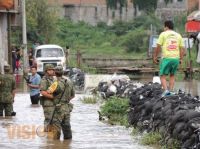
[[98, 75, 143, 99], [128, 82, 200, 148], [68, 68, 85, 90]]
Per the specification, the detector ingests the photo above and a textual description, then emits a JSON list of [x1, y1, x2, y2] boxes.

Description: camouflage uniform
[[0, 65, 16, 116], [49, 66, 75, 139], [40, 64, 55, 127]]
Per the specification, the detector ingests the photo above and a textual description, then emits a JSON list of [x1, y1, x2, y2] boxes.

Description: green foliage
[[162, 139, 180, 149], [108, 14, 162, 36], [82, 96, 97, 104], [174, 14, 187, 34], [55, 19, 113, 49], [141, 132, 162, 146], [132, 0, 158, 14], [131, 127, 140, 135], [100, 97, 129, 125], [120, 29, 149, 52], [106, 0, 127, 9], [108, 20, 135, 36], [164, 0, 173, 4], [11, 29, 22, 46], [140, 132, 180, 149], [26, 0, 59, 43], [133, 14, 162, 31]]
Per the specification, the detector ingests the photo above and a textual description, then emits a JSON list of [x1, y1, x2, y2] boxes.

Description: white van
[[33, 44, 66, 75]]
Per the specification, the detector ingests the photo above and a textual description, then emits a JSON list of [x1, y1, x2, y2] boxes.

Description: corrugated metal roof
[[187, 10, 200, 21]]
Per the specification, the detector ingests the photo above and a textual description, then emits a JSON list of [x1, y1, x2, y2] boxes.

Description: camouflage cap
[[44, 64, 55, 72], [54, 65, 63, 75]]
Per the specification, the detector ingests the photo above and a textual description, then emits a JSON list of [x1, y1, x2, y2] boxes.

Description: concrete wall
[[63, 4, 137, 25], [61, 0, 198, 25], [156, 0, 188, 20]]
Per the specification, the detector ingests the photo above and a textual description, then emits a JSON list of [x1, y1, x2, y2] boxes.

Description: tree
[[131, 0, 158, 14], [106, 0, 127, 20], [26, 0, 59, 44], [131, 0, 175, 15], [164, 0, 173, 4]]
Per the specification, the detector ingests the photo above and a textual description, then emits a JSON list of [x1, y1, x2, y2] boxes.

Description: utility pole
[[7, 11, 11, 68], [21, 0, 28, 74]]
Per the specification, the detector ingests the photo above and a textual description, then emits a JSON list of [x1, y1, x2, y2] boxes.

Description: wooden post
[[76, 50, 81, 68]]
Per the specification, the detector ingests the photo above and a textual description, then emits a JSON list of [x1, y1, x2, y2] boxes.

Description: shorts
[[159, 58, 179, 76]]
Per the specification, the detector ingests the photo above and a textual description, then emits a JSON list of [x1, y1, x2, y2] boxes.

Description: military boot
[[62, 124, 72, 139]]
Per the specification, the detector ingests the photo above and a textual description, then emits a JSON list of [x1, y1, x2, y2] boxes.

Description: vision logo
[[6, 124, 47, 139]]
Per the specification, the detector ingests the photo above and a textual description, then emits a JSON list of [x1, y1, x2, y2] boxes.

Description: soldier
[[0, 64, 16, 117], [41, 65, 75, 139], [40, 64, 55, 129]]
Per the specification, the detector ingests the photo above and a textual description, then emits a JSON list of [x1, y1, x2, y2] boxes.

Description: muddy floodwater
[[0, 74, 199, 149], [0, 75, 153, 149]]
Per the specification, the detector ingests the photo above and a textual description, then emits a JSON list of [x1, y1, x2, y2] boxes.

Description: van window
[[36, 48, 64, 58]]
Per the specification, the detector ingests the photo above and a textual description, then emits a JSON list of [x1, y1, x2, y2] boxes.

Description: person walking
[[153, 20, 185, 97], [15, 48, 21, 72], [27, 66, 41, 104], [40, 64, 55, 130], [0, 63, 16, 117], [65, 45, 70, 66], [41, 65, 75, 139], [28, 48, 34, 67]]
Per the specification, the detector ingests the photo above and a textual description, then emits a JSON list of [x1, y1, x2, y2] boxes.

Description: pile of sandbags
[[97, 75, 143, 99], [68, 68, 85, 90], [128, 82, 200, 148]]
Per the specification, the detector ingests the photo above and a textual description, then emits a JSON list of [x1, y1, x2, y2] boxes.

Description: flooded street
[[0, 74, 199, 148], [0, 75, 152, 149]]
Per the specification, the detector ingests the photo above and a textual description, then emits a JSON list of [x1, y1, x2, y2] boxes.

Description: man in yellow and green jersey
[[153, 20, 185, 97]]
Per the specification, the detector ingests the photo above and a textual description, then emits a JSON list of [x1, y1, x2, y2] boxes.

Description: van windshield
[[36, 48, 64, 58]]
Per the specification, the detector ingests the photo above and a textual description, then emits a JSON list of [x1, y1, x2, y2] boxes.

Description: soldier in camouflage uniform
[[41, 66, 75, 139], [40, 64, 55, 129], [0, 64, 16, 117]]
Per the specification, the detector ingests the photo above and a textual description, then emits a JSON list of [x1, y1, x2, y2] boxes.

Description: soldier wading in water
[[0, 63, 16, 117], [41, 65, 75, 139], [40, 64, 55, 131]]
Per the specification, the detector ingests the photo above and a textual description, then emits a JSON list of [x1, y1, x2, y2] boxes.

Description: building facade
[[49, 0, 138, 25], [48, 0, 199, 25], [156, 0, 199, 20], [0, 0, 20, 73]]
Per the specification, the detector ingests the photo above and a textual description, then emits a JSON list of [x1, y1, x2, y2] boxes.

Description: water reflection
[[15, 74, 28, 93], [175, 80, 200, 96], [131, 75, 200, 96]]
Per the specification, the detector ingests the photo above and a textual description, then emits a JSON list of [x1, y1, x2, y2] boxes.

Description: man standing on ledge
[[153, 20, 185, 97]]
